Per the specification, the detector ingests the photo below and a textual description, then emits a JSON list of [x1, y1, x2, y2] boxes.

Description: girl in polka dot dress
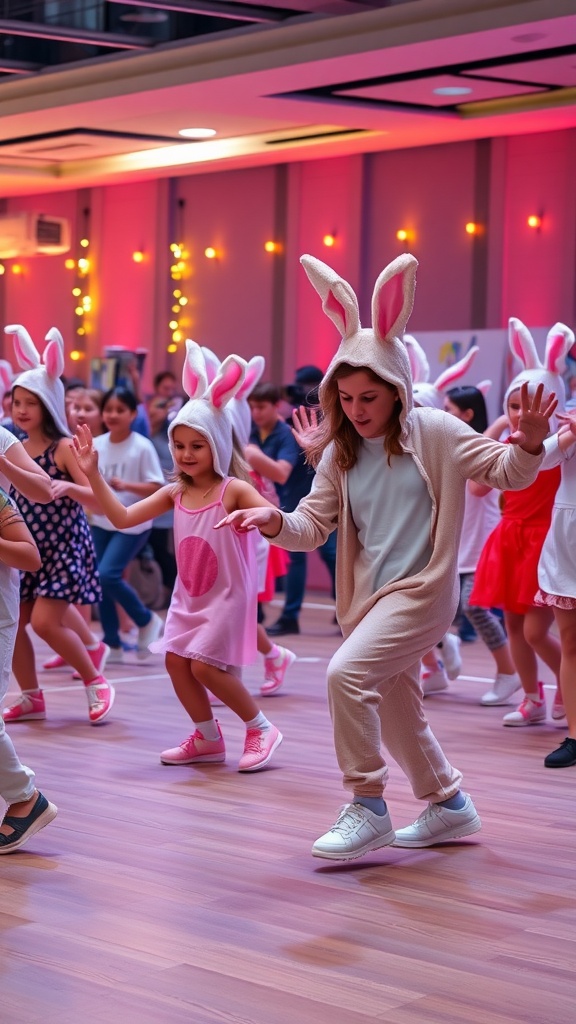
[[2, 324, 114, 726], [73, 340, 283, 773]]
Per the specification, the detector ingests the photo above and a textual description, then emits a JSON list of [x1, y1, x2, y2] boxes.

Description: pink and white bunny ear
[[372, 253, 418, 344], [43, 328, 65, 380], [182, 339, 208, 400], [508, 317, 541, 370], [404, 334, 430, 383], [5, 324, 40, 371], [434, 345, 480, 393], [201, 346, 221, 385], [300, 255, 360, 340], [477, 379, 492, 397], [206, 354, 246, 410], [236, 355, 265, 401], [0, 362, 12, 397], [544, 323, 574, 375]]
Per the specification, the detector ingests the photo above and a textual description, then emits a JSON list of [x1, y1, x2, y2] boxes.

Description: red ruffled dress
[[470, 449, 561, 615]]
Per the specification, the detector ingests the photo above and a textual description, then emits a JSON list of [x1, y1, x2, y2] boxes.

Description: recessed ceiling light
[[433, 86, 473, 96], [178, 127, 217, 139], [510, 32, 547, 43]]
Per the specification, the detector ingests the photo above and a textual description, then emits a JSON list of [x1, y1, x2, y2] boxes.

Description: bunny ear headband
[[505, 318, 574, 421], [5, 324, 70, 436], [0, 359, 14, 404], [300, 252, 417, 437], [202, 346, 266, 446], [169, 338, 247, 477], [404, 332, 480, 410]]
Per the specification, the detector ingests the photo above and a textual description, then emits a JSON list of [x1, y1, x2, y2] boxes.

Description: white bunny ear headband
[[404, 333, 480, 409], [169, 338, 247, 477], [202, 345, 265, 446], [300, 252, 418, 435], [505, 318, 574, 418], [5, 324, 70, 436]]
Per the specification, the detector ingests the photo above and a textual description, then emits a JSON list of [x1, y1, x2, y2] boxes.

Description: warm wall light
[[0, 264, 5, 275], [204, 246, 219, 259], [132, 250, 145, 263], [396, 229, 414, 243], [70, 349, 85, 361], [11, 264, 23, 275], [80, 238, 90, 248], [264, 240, 282, 253], [465, 221, 482, 235], [323, 233, 337, 248], [65, 258, 76, 269], [167, 343, 178, 353], [527, 214, 542, 230]]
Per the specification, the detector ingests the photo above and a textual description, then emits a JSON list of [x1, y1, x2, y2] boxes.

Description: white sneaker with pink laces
[[261, 646, 296, 696], [2, 690, 46, 722], [85, 677, 115, 725], [502, 683, 546, 726], [420, 664, 449, 695]]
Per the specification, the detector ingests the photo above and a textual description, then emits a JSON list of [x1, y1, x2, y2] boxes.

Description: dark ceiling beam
[[0, 19, 153, 49], [0, 59, 40, 73], [105, 0, 294, 21]]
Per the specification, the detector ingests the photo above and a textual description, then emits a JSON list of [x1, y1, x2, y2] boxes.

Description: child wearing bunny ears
[[470, 319, 572, 729], [73, 340, 283, 773], [2, 324, 115, 727], [217, 253, 556, 860]]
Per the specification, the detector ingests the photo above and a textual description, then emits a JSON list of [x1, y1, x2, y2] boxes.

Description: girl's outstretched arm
[[72, 424, 173, 528], [215, 478, 282, 537], [0, 497, 41, 572], [0, 439, 52, 503]]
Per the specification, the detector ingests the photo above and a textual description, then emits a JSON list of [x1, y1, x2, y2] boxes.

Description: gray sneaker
[[393, 794, 481, 848], [312, 803, 396, 861]]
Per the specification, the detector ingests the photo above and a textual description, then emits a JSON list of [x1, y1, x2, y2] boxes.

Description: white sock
[[86, 640, 99, 651], [245, 711, 271, 732], [196, 719, 220, 741], [266, 643, 281, 661]]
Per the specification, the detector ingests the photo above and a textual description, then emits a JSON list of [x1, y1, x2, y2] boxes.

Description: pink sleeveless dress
[[150, 479, 258, 670]]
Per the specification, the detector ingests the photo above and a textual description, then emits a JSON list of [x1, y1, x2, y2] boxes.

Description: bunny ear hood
[[169, 341, 246, 477], [7, 324, 70, 436], [504, 318, 573, 425], [301, 253, 418, 438]]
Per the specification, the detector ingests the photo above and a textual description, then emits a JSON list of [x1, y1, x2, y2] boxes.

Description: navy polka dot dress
[[14, 443, 102, 605]]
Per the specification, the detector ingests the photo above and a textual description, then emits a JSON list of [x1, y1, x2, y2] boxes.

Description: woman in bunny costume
[[73, 340, 283, 773], [471, 318, 572, 729], [217, 253, 556, 861], [2, 324, 114, 727]]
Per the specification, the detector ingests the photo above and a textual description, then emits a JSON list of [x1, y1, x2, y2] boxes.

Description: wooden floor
[[1, 596, 574, 1024]]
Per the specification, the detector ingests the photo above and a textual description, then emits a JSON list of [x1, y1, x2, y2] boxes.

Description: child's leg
[[553, 607, 576, 733], [523, 606, 561, 678], [11, 602, 38, 695], [30, 598, 104, 683], [504, 611, 539, 692], [257, 623, 296, 696]]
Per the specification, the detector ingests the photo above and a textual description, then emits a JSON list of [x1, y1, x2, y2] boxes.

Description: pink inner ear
[[375, 274, 403, 339], [211, 362, 244, 408], [183, 362, 203, 399], [324, 289, 348, 333], [546, 332, 567, 373], [43, 340, 63, 379], [509, 326, 525, 363], [12, 335, 38, 370]]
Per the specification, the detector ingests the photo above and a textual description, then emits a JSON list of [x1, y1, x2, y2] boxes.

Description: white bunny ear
[[5, 324, 40, 370], [477, 379, 492, 397], [206, 355, 246, 410], [372, 253, 418, 344], [508, 317, 541, 370], [544, 323, 574, 375], [201, 346, 221, 385], [300, 254, 360, 340], [236, 355, 265, 400], [182, 339, 208, 400], [43, 328, 65, 380], [0, 363, 12, 395], [404, 334, 430, 383], [434, 345, 480, 393]]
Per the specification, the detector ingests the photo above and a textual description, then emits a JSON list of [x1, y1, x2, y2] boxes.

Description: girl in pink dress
[[73, 340, 283, 773]]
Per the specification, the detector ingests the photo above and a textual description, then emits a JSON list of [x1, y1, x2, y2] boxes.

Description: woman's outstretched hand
[[291, 405, 320, 450], [214, 507, 282, 536], [72, 423, 99, 476], [510, 382, 557, 454]]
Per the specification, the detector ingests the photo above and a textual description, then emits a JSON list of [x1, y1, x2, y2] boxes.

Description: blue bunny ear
[[5, 324, 40, 370]]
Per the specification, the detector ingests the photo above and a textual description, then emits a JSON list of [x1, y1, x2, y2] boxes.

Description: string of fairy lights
[[167, 239, 190, 355], [65, 208, 92, 364]]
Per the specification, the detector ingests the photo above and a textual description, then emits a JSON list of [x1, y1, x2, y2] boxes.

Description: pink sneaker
[[3, 690, 46, 722], [503, 683, 546, 726], [43, 654, 68, 671], [85, 676, 115, 725], [72, 641, 111, 680], [160, 725, 226, 765], [261, 646, 297, 696], [238, 724, 283, 772]]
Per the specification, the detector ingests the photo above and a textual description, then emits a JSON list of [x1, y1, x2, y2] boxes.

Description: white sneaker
[[502, 686, 547, 727], [137, 612, 163, 660], [106, 647, 124, 665], [481, 672, 521, 705], [311, 803, 395, 861], [393, 794, 481, 848], [420, 664, 449, 695], [441, 633, 462, 680]]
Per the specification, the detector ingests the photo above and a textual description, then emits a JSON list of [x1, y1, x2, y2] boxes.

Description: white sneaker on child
[[137, 612, 163, 659], [481, 672, 521, 705], [502, 684, 546, 726], [441, 633, 462, 680], [420, 663, 449, 695]]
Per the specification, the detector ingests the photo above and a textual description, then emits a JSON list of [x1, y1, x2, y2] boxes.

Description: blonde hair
[[305, 363, 403, 470]]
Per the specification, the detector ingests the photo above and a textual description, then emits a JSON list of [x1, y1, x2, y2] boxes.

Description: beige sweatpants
[[328, 591, 462, 802]]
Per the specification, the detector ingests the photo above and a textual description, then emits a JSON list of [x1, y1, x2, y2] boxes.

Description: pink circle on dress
[[178, 536, 219, 596]]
